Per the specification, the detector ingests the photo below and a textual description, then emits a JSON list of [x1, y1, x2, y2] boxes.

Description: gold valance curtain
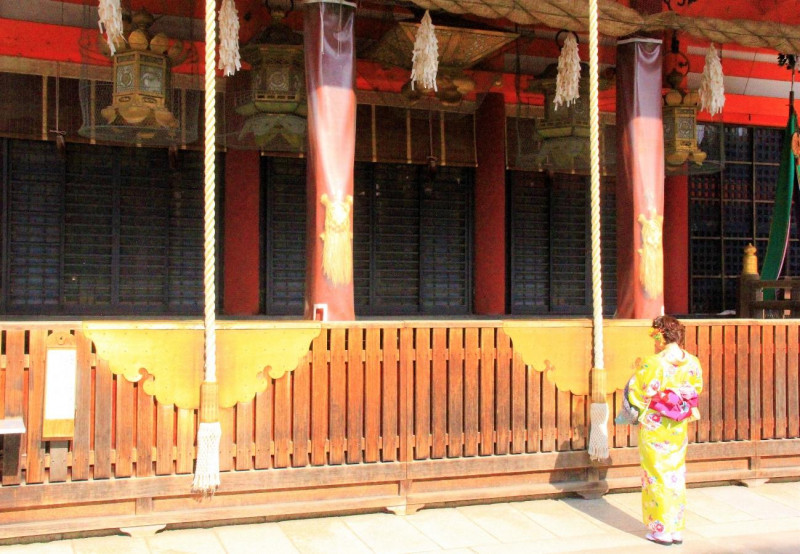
[[408, 0, 800, 52]]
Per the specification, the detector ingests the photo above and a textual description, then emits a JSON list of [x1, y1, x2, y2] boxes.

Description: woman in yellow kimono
[[627, 315, 704, 546]]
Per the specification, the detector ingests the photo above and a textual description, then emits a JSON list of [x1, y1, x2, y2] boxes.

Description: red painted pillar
[[223, 149, 261, 315], [303, 1, 356, 321], [664, 175, 689, 313], [615, 37, 665, 319], [474, 93, 506, 314]]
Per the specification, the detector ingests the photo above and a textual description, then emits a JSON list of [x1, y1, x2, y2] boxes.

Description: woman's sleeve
[[627, 356, 659, 417]]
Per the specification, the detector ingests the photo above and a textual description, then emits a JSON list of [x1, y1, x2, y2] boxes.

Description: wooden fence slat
[[398, 327, 414, 462], [735, 325, 750, 441], [509, 335, 525, 454], [237, 400, 255, 470], [463, 328, 479, 457], [365, 328, 382, 463], [69, 331, 93, 481], [572, 394, 586, 450], [156, 403, 175, 475], [479, 328, 495, 456], [292, 357, 311, 468], [25, 329, 46, 484], [541, 372, 556, 453], [448, 328, 464, 458], [382, 328, 399, 462], [709, 326, 724, 442], [774, 325, 787, 439], [311, 332, 329, 466], [695, 325, 710, 443], [219, 406, 235, 472], [292, 359, 311, 468], [2, 330, 25, 485], [175, 407, 196, 474], [115, 376, 135, 478], [93, 358, 113, 479], [495, 330, 511, 456], [329, 328, 347, 465], [347, 327, 364, 464], [414, 328, 431, 460], [431, 327, 447, 459], [723, 325, 737, 441], [749, 326, 762, 442], [273, 373, 292, 469], [787, 324, 799, 438], [556, 389, 571, 451], [135, 382, 154, 478], [762, 325, 775, 439], [254, 385, 273, 469], [526, 360, 541, 453]]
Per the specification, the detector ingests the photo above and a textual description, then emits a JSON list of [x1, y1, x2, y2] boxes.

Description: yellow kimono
[[627, 342, 704, 535]]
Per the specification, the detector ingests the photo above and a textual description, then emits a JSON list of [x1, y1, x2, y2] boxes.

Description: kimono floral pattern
[[627, 343, 704, 534]]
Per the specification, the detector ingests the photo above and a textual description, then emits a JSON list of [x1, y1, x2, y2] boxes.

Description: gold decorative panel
[[83, 321, 321, 409], [502, 320, 654, 396]]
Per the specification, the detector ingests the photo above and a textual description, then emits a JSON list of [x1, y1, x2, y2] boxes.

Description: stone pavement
[[1, 481, 799, 553]]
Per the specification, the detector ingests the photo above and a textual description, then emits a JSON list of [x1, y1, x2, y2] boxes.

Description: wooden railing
[[739, 276, 800, 318], [737, 243, 800, 318], [0, 319, 799, 538]]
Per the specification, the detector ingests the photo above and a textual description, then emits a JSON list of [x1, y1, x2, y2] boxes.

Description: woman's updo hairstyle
[[652, 315, 685, 347]]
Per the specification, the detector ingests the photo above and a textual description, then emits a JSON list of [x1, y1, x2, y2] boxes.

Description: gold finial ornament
[[742, 243, 759, 276], [637, 209, 664, 298]]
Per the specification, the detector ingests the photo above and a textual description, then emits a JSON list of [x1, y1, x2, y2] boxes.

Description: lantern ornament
[[79, 8, 198, 146], [663, 36, 707, 169], [527, 62, 614, 175], [230, 1, 307, 151]]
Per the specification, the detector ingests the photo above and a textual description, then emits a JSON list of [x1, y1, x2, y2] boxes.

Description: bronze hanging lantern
[[527, 62, 614, 175], [663, 35, 708, 170], [79, 8, 198, 146], [230, 0, 307, 151]]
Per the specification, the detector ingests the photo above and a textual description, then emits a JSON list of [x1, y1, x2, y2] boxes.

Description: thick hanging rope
[[97, 0, 124, 56], [218, 0, 241, 77], [585, 0, 609, 463], [554, 33, 581, 109], [192, 0, 221, 497], [699, 44, 725, 116], [410, 10, 439, 91]]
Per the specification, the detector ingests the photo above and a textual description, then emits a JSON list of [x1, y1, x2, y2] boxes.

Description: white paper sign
[[44, 349, 78, 420]]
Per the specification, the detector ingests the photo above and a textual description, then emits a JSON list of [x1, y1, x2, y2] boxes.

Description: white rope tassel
[[192, 0, 220, 497], [97, 0, 124, 56], [410, 10, 438, 91], [589, 402, 610, 460], [554, 33, 581, 110], [218, 0, 241, 77], [192, 421, 221, 495], [699, 44, 725, 116]]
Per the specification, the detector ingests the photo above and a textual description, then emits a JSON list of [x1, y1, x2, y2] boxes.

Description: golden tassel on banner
[[637, 209, 664, 298], [320, 193, 353, 287]]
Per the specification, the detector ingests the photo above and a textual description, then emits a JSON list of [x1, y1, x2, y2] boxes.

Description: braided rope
[[587, 0, 608, 462], [587, 0, 603, 373], [409, 0, 800, 52], [203, 0, 217, 383], [191, 0, 221, 497]]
